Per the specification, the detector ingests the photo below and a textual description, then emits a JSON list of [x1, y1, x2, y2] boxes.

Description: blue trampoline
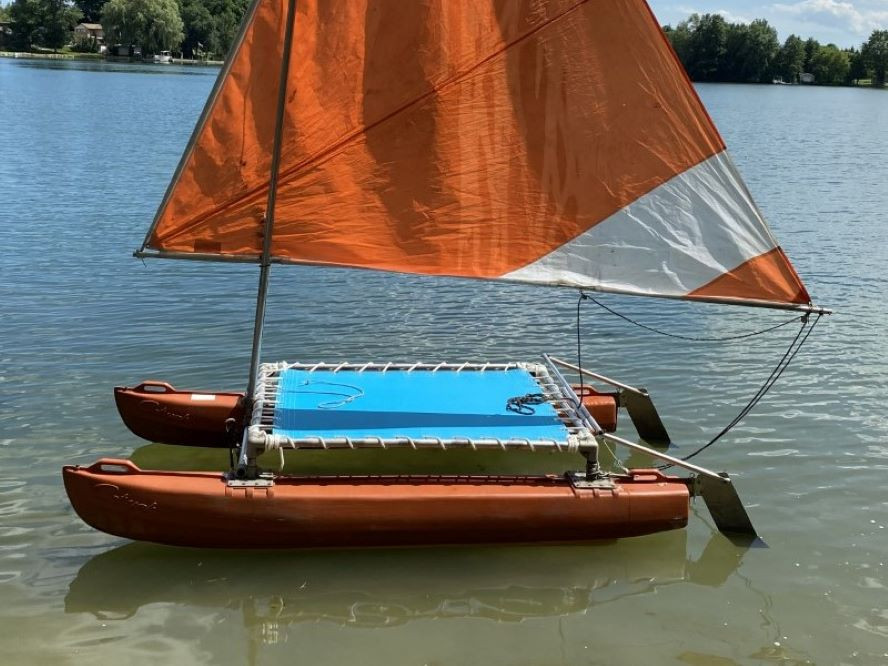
[[269, 366, 572, 444]]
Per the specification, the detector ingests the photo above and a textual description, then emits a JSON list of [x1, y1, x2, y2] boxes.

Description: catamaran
[[63, 0, 826, 548]]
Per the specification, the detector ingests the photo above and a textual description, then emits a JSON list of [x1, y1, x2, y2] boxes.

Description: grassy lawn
[[58, 47, 104, 59], [0, 46, 105, 60]]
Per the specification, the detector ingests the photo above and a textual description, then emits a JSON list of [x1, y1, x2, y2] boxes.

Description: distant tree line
[[664, 14, 888, 87], [4, 0, 81, 51], [1, 0, 248, 58], [3, 2, 887, 86]]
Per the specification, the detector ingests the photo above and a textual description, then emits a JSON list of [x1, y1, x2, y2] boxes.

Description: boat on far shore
[[153, 51, 172, 64]]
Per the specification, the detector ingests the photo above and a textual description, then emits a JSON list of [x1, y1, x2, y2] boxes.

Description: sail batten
[[143, 0, 815, 310]]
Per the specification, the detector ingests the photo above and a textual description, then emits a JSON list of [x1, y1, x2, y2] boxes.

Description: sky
[[648, 0, 888, 47]]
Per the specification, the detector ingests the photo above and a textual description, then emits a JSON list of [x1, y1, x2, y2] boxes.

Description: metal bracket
[[566, 471, 615, 490], [235, 424, 266, 479], [545, 356, 671, 445], [686, 474, 704, 498], [226, 472, 275, 488], [226, 479, 274, 488], [581, 449, 600, 477]]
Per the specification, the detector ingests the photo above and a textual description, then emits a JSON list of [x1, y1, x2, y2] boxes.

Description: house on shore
[[74, 23, 105, 44], [0, 20, 13, 47], [800, 72, 815, 84]]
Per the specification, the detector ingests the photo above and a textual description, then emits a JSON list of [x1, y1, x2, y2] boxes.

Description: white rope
[[253, 360, 599, 454], [260, 435, 291, 472], [261, 432, 594, 452], [600, 437, 629, 475]]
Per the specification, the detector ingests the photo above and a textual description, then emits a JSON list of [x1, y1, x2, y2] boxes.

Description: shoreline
[[1, 51, 878, 86], [0, 51, 223, 66]]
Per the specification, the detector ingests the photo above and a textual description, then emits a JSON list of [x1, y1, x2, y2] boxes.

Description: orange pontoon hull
[[114, 381, 618, 448], [114, 382, 244, 448], [63, 459, 688, 548]]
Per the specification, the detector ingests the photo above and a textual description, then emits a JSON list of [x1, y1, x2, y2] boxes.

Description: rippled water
[[1, 59, 887, 664]]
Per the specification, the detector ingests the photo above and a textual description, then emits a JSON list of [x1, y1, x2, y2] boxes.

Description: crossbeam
[[249, 427, 594, 453]]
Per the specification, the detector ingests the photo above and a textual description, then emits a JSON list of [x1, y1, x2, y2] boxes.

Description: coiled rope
[[506, 393, 547, 415]]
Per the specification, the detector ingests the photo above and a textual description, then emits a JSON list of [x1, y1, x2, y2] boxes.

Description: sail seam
[[153, 0, 596, 247], [502, 150, 768, 274], [688, 246, 810, 305]]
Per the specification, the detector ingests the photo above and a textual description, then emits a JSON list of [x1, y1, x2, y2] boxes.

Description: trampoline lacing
[[258, 363, 594, 454], [262, 434, 290, 472], [258, 430, 585, 457]]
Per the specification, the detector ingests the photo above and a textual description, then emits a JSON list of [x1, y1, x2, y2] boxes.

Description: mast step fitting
[[565, 471, 615, 490], [226, 476, 274, 488]]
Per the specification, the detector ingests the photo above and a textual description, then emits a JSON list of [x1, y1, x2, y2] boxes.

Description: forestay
[[138, 0, 813, 311]]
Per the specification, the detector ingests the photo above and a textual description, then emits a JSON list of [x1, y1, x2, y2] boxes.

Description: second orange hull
[[63, 459, 689, 548], [114, 380, 619, 448], [114, 382, 244, 448]]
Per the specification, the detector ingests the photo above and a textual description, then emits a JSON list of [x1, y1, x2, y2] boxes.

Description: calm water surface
[[1, 59, 887, 665]]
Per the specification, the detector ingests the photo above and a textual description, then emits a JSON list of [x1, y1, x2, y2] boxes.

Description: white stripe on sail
[[503, 151, 780, 298]]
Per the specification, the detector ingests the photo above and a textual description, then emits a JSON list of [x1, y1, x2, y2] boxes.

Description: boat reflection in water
[[66, 528, 746, 632], [64, 444, 758, 664]]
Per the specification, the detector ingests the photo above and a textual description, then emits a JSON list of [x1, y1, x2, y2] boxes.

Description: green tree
[[0, 3, 11, 49], [720, 21, 747, 81], [41, 0, 80, 48], [803, 37, 820, 73], [9, 0, 81, 51], [176, 0, 246, 59], [8, 0, 39, 50], [847, 48, 869, 84], [686, 13, 728, 81], [663, 19, 693, 68], [776, 34, 805, 82], [102, 0, 183, 54], [73, 0, 106, 23], [179, 0, 214, 57], [810, 44, 849, 85], [727, 19, 779, 82], [861, 30, 888, 86], [210, 0, 247, 57]]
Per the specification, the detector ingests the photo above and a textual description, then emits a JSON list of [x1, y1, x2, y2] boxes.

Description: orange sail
[[139, 0, 812, 310]]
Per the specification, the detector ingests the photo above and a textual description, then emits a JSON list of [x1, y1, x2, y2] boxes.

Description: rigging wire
[[582, 292, 806, 341], [600, 437, 629, 475], [658, 312, 822, 468], [576, 291, 590, 400], [572, 289, 824, 467]]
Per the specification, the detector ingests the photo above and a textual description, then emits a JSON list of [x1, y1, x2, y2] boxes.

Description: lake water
[[1, 58, 887, 665]]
